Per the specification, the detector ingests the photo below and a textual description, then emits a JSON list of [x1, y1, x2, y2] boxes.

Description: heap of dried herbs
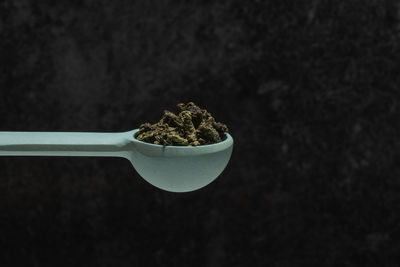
[[135, 102, 229, 146]]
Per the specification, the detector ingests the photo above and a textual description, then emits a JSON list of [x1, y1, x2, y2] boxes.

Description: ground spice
[[135, 102, 229, 146]]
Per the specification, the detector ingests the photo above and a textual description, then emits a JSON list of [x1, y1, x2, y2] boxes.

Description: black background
[[1, 0, 400, 266]]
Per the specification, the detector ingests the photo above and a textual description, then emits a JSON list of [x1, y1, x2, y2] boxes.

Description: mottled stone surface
[[1, 0, 400, 266]]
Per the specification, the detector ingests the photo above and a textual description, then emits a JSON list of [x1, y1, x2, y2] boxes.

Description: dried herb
[[135, 102, 229, 146]]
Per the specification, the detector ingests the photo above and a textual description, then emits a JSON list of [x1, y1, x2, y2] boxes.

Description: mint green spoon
[[0, 129, 233, 192]]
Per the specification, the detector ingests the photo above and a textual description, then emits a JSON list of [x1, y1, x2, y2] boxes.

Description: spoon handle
[[0, 131, 131, 157]]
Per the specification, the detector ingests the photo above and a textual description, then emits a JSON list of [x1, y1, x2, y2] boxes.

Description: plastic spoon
[[0, 129, 233, 192]]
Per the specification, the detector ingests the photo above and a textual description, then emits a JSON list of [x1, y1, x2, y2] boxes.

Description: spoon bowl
[[127, 129, 234, 192]]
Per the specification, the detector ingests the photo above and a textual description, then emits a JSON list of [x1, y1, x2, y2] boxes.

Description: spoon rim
[[128, 129, 233, 156]]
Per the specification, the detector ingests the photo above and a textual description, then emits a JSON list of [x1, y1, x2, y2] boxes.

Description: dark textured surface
[[1, 0, 400, 266]]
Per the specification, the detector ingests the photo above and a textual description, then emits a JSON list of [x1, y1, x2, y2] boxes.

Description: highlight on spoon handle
[[0, 131, 131, 157]]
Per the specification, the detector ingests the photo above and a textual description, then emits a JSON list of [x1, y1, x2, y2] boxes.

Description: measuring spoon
[[0, 129, 233, 192]]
